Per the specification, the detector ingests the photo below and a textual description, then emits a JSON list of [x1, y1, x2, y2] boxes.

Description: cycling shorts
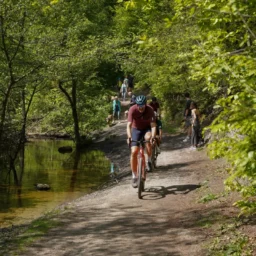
[[131, 127, 151, 147]]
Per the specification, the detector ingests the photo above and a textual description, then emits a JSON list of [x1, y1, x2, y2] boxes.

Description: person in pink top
[[126, 95, 156, 188]]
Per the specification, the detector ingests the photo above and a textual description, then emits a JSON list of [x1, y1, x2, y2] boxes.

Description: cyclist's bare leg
[[155, 135, 160, 147], [144, 132, 152, 158], [130, 146, 139, 177]]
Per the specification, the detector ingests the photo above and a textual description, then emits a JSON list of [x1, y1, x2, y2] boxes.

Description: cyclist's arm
[[150, 122, 157, 138], [127, 121, 132, 139]]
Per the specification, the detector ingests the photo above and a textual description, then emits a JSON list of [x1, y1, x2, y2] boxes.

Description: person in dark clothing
[[183, 92, 192, 142], [155, 112, 163, 154], [190, 101, 201, 149], [124, 95, 136, 119], [130, 94, 136, 106], [128, 74, 134, 92]]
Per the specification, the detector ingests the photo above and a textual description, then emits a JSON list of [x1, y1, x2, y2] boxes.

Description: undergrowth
[[207, 221, 255, 256]]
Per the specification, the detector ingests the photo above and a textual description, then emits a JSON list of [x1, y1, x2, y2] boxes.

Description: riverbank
[[1, 119, 256, 256]]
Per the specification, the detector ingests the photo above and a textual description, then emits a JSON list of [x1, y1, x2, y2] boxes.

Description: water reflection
[[0, 140, 111, 228]]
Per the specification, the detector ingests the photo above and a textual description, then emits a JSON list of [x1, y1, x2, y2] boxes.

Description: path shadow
[[141, 184, 201, 200], [156, 162, 199, 171], [161, 133, 197, 151]]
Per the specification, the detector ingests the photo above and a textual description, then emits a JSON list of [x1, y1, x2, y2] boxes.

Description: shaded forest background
[[0, 0, 255, 218]]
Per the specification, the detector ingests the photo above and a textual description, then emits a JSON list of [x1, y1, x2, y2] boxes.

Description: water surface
[[0, 140, 111, 228]]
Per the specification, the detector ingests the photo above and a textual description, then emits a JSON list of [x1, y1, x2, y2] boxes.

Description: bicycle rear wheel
[[151, 145, 157, 170], [137, 157, 144, 199], [153, 145, 158, 169]]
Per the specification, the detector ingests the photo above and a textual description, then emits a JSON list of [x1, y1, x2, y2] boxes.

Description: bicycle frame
[[139, 150, 146, 184], [131, 139, 150, 199], [132, 140, 149, 174]]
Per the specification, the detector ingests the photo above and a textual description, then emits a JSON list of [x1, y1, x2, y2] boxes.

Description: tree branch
[[58, 80, 73, 106], [229, 48, 246, 56], [238, 11, 256, 39]]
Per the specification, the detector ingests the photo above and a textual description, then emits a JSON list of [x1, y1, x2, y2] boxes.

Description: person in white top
[[120, 81, 127, 101]]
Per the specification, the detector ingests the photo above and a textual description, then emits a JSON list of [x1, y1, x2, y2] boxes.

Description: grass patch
[[196, 217, 214, 228], [0, 210, 63, 256], [208, 221, 255, 256], [196, 212, 226, 229], [199, 193, 219, 203], [162, 119, 182, 134]]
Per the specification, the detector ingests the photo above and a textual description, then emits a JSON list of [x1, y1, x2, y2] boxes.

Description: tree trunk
[[71, 79, 82, 148], [58, 79, 82, 148], [0, 83, 13, 142]]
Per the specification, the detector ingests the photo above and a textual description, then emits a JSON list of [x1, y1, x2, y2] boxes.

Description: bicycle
[[131, 139, 150, 199]]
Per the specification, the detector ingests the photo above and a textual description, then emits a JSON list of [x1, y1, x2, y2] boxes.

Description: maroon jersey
[[149, 102, 160, 112], [128, 104, 155, 130]]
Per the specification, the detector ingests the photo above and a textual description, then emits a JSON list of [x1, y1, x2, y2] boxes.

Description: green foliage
[[26, 0, 120, 139], [0, 0, 121, 178], [209, 232, 252, 256], [198, 193, 219, 203], [114, 0, 212, 121], [173, 0, 256, 215]]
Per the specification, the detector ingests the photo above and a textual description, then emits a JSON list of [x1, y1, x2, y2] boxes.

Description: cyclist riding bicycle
[[127, 95, 156, 188]]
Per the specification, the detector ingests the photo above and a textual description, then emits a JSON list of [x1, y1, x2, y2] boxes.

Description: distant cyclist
[[127, 95, 156, 188]]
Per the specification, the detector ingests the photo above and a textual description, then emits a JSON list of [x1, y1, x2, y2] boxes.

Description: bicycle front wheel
[[137, 157, 144, 199]]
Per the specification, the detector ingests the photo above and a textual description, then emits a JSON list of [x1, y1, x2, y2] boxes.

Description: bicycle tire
[[153, 145, 158, 169], [151, 145, 156, 170], [137, 157, 143, 199], [142, 159, 146, 192]]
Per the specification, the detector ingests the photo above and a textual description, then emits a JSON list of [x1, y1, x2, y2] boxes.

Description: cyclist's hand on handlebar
[[127, 137, 131, 145], [150, 137, 156, 144]]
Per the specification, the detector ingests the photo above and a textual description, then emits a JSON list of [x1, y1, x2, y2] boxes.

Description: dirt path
[[13, 114, 243, 256]]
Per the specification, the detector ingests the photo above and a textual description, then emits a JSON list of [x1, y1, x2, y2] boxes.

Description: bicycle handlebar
[[128, 139, 155, 148], [131, 140, 150, 143]]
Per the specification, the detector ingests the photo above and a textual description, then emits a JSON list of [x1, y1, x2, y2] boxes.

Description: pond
[[0, 140, 112, 228]]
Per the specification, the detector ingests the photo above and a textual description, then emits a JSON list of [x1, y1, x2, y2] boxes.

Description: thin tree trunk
[[0, 83, 13, 142], [71, 79, 81, 148], [58, 80, 82, 148]]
